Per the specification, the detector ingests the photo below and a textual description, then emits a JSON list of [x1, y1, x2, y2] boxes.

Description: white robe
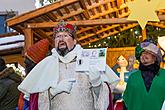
[[18, 45, 119, 110], [38, 61, 112, 110]]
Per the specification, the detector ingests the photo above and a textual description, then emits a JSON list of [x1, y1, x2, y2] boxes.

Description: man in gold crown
[[18, 20, 119, 110]]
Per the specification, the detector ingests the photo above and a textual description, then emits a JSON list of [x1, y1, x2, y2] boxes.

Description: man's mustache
[[56, 41, 69, 56], [58, 41, 67, 47]]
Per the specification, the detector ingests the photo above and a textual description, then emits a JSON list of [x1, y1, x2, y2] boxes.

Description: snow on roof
[[0, 42, 24, 51], [0, 34, 24, 44], [0, 34, 24, 51]]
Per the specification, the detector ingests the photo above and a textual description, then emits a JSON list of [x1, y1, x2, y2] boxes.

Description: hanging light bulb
[[134, 30, 138, 35]]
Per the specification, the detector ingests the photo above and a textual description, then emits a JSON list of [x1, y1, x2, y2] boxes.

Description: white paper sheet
[[76, 48, 107, 71]]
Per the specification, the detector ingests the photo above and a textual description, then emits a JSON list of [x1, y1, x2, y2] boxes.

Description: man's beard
[[56, 42, 70, 56]]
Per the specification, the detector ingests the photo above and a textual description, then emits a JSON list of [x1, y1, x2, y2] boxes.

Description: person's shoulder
[[158, 68, 165, 83], [159, 68, 165, 75], [128, 70, 140, 79], [4, 67, 15, 74], [159, 68, 165, 71], [40, 54, 56, 62]]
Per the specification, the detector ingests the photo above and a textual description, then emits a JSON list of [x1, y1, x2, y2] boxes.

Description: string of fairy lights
[[83, 26, 165, 48]]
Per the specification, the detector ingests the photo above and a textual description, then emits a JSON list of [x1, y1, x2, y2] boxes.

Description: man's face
[[140, 51, 156, 66], [54, 32, 76, 52]]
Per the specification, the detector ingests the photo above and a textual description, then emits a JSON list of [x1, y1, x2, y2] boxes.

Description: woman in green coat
[[123, 39, 165, 110]]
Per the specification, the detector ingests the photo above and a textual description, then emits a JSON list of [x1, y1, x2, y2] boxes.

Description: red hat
[[26, 39, 49, 63], [53, 20, 76, 38]]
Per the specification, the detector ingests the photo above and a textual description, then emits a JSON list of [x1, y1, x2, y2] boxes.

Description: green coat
[[123, 69, 165, 110]]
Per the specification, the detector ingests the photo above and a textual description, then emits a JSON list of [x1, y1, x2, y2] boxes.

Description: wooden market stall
[[6, 0, 165, 67], [0, 32, 24, 66]]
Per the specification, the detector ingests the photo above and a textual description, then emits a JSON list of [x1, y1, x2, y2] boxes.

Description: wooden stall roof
[[7, 0, 165, 46], [0, 32, 24, 66], [0, 32, 24, 56]]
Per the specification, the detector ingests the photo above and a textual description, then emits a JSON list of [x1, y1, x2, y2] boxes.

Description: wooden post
[[23, 28, 33, 52], [117, 0, 123, 8], [141, 28, 147, 41]]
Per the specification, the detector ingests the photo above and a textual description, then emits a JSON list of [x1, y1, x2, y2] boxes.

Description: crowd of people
[[0, 20, 165, 110]]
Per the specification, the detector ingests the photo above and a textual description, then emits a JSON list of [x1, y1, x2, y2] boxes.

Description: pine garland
[[83, 26, 165, 48]]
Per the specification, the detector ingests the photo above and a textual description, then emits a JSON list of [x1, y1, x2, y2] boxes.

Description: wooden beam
[[26, 17, 134, 28], [87, 0, 110, 10], [23, 28, 33, 51], [148, 22, 165, 28], [26, 15, 165, 29], [82, 11, 90, 19], [46, 13, 58, 22], [34, 29, 54, 47], [7, 0, 78, 27], [95, 0, 99, 3], [79, 0, 88, 9], [79, 0, 90, 19], [81, 30, 119, 45], [43, 26, 98, 37], [77, 27, 94, 34], [81, 23, 138, 45], [33, 30, 44, 39], [89, 4, 128, 19], [35, 29, 51, 39], [72, 4, 78, 11], [95, 25, 120, 34], [79, 33, 95, 41], [107, 47, 135, 52], [142, 29, 147, 41], [120, 24, 138, 31], [78, 25, 120, 41], [86, 0, 92, 6], [0, 32, 19, 38], [56, 9, 84, 21], [64, 7, 70, 14], [3, 54, 24, 67]]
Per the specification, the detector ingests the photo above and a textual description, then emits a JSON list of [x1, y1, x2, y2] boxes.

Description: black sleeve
[[9, 72, 22, 83], [0, 83, 8, 100]]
